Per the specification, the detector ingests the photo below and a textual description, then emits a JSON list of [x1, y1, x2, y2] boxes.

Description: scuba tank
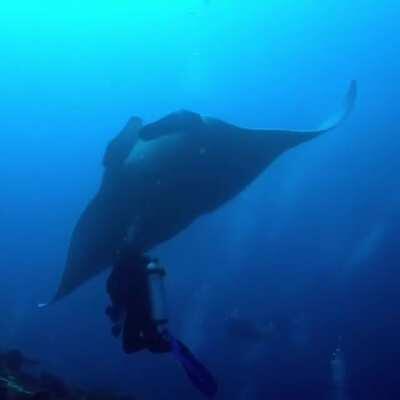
[[146, 260, 168, 334], [144, 259, 218, 398]]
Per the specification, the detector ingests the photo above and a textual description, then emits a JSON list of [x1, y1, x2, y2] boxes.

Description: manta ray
[[50, 82, 356, 303]]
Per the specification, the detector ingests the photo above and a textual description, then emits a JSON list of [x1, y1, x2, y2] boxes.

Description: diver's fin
[[103, 116, 143, 168], [168, 333, 218, 398]]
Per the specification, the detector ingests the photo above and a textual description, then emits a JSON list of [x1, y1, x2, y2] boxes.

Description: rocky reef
[[0, 349, 136, 400]]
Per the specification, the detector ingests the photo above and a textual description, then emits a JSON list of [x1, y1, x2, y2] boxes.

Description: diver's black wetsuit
[[106, 246, 170, 354]]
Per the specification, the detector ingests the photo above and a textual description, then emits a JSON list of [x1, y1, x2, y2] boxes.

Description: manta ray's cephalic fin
[[103, 116, 143, 168]]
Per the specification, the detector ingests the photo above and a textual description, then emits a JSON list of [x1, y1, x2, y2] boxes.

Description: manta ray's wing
[[202, 80, 358, 206], [209, 80, 357, 143], [41, 117, 143, 306], [139, 81, 357, 144], [315, 80, 357, 132]]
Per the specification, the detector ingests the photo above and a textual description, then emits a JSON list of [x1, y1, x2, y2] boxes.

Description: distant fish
[[48, 81, 357, 304]]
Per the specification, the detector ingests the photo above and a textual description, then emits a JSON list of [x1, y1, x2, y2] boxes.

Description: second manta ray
[[52, 82, 357, 302]]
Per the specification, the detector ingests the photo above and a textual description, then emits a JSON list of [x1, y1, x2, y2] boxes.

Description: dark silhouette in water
[[106, 246, 218, 397], [106, 246, 170, 354], [50, 81, 356, 303]]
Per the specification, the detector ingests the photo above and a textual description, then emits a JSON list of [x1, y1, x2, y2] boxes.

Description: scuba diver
[[106, 245, 170, 354], [105, 237, 218, 398]]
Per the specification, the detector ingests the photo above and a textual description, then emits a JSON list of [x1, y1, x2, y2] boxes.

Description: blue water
[[1, 1, 399, 399]]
